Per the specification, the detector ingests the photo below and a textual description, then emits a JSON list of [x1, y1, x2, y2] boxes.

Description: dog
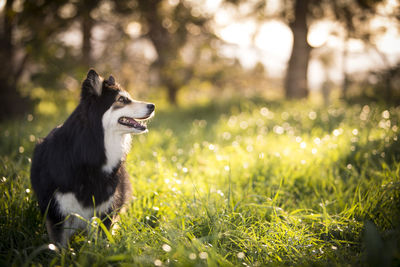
[[30, 69, 155, 246]]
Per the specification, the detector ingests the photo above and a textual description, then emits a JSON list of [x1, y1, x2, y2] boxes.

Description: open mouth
[[118, 116, 148, 131]]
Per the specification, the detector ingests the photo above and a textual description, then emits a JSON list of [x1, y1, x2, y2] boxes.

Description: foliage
[[134, 0, 218, 104], [1, 98, 400, 266], [0, 0, 225, 119], [0, 0, 74, 119], [357, 63, 400, 104]]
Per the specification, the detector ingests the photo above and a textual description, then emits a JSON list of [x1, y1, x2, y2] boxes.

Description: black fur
[[30, 69, 131, 244]]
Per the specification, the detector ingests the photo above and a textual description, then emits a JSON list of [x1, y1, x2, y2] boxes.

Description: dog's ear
[[83, 69, 103, 96], [107, 75, 115, 85]]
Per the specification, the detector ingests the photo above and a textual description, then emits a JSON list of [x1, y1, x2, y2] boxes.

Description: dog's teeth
[[119, 117, 147, 129], [120, 117, 131, 124]]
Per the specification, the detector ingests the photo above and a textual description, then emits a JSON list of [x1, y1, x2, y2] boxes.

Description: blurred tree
[[284, 0, 310, 99], [0, 0, 224, 119], [316, 49, 334, 106], [225, 0, 386, 100], [30, 0, 132, 85], [136, 0, 213, 105], [331, 0, 388, 99], [223, 0, 314, 98], [360, 63, 400, 104], [280, 0, 385, 99], [58, 0, 217, 105], [79, 0, 101, 68], [0, 0, 73, 120]]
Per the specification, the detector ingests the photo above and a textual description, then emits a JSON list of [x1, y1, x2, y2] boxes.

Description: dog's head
[[81, 69, 155, 134]]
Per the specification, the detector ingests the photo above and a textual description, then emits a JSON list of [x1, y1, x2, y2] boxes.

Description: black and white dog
[[30, 69, 155, 245]]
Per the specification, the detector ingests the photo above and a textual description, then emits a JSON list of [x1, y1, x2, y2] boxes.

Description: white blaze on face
[[101, 90, 153, 173]]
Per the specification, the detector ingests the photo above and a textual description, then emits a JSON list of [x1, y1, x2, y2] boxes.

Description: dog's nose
[[147, 104, 155, 112]]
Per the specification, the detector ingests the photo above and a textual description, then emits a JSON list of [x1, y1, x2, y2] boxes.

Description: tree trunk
[[81, 11, 93, 68], [341, 31, 349, 99], [166, 82, 178, 106], [80, 0, 101, 68], [0, 82, 32, 121], [137, 0, 180, 105], [0, 0, 31, 120], [284, 0, 311, 99]]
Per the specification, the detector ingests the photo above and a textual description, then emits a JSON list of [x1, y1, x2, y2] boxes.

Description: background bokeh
[[0, 0, 399, 117]]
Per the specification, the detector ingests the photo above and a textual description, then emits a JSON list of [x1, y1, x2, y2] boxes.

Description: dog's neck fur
[[102, 129, 132, 173]]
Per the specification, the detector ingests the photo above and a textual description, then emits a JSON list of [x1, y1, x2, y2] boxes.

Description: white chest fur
[[55, 192, 114, 244], [55, 192, 114, 219], [102, 131, 131, 173]]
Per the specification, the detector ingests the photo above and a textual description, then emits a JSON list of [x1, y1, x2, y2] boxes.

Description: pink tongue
[[127, 118, 140, 127]]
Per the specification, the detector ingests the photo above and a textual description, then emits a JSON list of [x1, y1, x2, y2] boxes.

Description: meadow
[[1, 97, 399, 266]]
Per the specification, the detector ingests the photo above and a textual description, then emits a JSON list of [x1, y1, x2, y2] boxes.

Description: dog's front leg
[[101, 214, 112, 230], [46, 217, 77, 247], [46, 218, 65, 246]]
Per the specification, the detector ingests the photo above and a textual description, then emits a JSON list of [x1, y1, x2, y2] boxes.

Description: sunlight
[[0, 0, 5, 11], [254, 20, 293, 56], [375, 24, 400, 61], [203, 0, 223, 13], [126, 22, 142, 38], [219, 20, 256, 47], [307, 21, 330, 48], [59, 28, 82, 48]]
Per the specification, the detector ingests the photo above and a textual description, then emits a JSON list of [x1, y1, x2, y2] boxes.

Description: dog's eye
[[117, 96, 125, 102]]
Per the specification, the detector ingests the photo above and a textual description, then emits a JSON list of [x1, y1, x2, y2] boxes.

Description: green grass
[[1, 98, 400, 266]]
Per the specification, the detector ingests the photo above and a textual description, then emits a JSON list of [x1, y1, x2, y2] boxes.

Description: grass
[[1, 97, 400, 266]]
